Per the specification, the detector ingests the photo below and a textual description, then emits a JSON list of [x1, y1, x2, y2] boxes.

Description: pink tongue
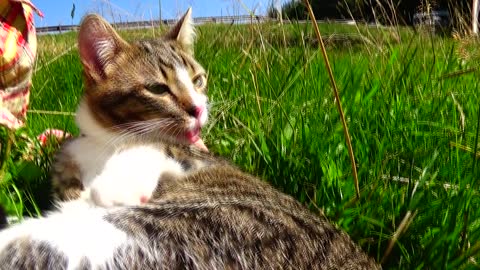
[[186, 130, 200, 143]]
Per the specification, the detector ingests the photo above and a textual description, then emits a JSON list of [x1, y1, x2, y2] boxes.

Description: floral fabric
[[0, 0, 42, 129]]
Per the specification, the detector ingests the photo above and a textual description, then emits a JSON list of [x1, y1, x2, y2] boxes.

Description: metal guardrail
[[36, 15, 274, 34]]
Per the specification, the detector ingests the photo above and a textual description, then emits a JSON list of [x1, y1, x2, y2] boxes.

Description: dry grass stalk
[[302, 0, 360, 199]]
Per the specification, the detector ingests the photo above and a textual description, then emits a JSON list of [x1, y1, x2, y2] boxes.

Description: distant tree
[[267, 3, 278, 18], [338, 0, 370, 21], [271, 0, 341, 21], [277, 1, 307, 20], [270, 0, 473, 28]]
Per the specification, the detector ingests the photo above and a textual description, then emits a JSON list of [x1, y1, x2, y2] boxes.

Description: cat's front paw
[[88, 169, 161, 207], [89, 181, 153, 207], [87, 145, 185, 208]]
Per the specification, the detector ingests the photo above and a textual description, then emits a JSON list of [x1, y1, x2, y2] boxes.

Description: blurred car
[[413, 10, 451, 34]]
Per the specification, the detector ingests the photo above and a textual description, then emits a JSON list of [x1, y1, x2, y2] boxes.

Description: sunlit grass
[[1, 21, 479, 268]]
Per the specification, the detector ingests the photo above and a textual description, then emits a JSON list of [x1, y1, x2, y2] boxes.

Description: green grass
[[1, 21, 480, 269]]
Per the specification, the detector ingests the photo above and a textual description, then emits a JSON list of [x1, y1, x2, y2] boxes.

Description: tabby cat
[[51, 8, 213, 207], [0, 9, 381, 269]]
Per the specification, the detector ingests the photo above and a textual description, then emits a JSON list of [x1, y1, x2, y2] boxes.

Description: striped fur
[[0, 9, 384, 269], [0, 163, 380, 269]]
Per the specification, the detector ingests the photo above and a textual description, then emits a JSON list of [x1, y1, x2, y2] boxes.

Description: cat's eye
[[192, 75, 206, 90], [145, 83, 170, 95]]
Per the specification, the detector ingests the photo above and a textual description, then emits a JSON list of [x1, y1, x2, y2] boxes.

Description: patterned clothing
[[0, 0, 42, 129]]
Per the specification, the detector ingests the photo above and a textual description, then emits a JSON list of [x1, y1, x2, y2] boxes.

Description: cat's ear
[[164, 8, 195, 55], [78, 14, 128, 82]]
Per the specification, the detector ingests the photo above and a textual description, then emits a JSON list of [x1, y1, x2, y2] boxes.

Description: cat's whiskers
[[173, 126, 183, 139], [119, 119, 176, 142], [162, 122, 181, 140], [94, 132, 136, 164], [92, 121, 157, 159], [132, 120, 174, 136], [80, 117, 183, 166], [110, 119, 171, 136]]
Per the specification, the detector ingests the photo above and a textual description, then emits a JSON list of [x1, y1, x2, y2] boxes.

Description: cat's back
[[108, 165, 380, 269]]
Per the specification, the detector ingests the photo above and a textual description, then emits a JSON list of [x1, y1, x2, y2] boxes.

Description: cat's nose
[[187, 106, 204, 118]]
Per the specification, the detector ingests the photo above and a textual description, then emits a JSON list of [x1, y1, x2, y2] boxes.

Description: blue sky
[[32, 0, 286, 27]]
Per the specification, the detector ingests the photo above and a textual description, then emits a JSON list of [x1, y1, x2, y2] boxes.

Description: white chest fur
[[67, 101, 184, 207]]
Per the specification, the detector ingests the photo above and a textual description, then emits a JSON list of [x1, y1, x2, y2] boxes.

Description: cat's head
[[76, 8, 208, 145]]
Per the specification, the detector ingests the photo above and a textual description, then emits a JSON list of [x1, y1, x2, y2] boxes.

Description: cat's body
[[0, 165, 379, 269], [0, 9, 381, 269]]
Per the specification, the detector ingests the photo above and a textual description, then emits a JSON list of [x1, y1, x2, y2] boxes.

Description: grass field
[[1, 20, 480, 269]]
